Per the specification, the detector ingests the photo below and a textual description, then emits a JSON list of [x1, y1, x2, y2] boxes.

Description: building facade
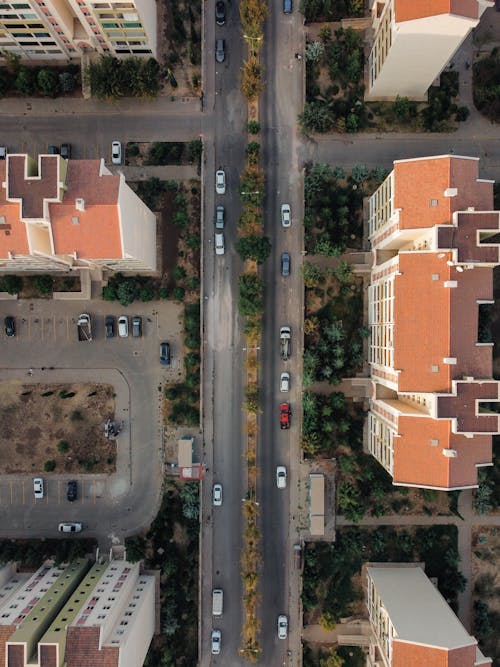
[[366, 565, 491, 666], [0, 0, 156, 60], [0, 558, 156, 667], [367, 0, 493, 100], [368, 155, 500, 490], [0, 153, 157, 272]]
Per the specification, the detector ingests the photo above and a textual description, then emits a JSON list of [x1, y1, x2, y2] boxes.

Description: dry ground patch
[[0, 382, 116, 474]]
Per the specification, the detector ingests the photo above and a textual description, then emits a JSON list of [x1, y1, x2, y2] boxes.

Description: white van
[[212, 589, 223, 616]]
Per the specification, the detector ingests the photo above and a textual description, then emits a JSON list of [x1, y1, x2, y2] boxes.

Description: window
[[429, 199, 438, 207]]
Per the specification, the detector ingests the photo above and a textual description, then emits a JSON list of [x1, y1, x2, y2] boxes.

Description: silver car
[[215, 232, 225, 255], [216, 169, 226, 195], [111, 141, 122, 165], [215, 205, 225, 229], [58, 522, 82, 533], [215, 38, 225, 63], [213, 483, 223, 506], [33, 477, 44, 499], [211, 629, 221, 655], [281, 203, 291, 228]]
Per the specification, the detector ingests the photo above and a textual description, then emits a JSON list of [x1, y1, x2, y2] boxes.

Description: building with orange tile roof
[[366, 0, 493, 100], [366, 565, 491, 667], [0, 154, 156, 272], [368, 155, 500, 490], [0, 557, 156, 667]]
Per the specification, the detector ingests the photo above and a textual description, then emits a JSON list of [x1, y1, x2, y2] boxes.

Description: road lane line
[[22, 480, 25, 505], [10, 481, 13, 505]]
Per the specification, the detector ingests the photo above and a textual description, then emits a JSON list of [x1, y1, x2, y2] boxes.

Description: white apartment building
[[0, 0, 156, 60], [367, 0, 493, 100]]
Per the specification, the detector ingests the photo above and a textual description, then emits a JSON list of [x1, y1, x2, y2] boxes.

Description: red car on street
[[280, 403, 291, 429]]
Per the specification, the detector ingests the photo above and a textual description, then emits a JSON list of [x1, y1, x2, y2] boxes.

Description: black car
[[281, 252, 290, 277], [215, 0, 226, 25], [4, 316, 15, 337], [105, 315, 115, 338], [60, 143, 71, 159], [67, 480, 77, 502], [132, 316, 142, 338], [160, 342, 171, 366]]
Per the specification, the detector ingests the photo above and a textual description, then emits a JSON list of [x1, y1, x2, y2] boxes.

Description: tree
[[44, 460, 56, 472], [139, 57, 160, 97], [30, 274, 53, 295], [306, 41, 325, 63], [393, 95, 415, 122], [15, 67, 36, 96], [241, 56, 264, 102], [319, 649, 344, 667], [116, 279, 138, 306], [333, 260, 353, 284], [236, 235, 271, 264], [37, 68, 59, 97], [240, 165, 265, 206], [248, 120, 260, 134], [0, 274, 23, 294], [57, 440, 69, 453], [302, 262, 324, 288], [351, 163, 370, 183], [180, 482, 199, 520], [240, 0, 269, 40], [238, 272, 263, 317], [299, 102, 333, 134], [371, 165, 388, 184], [303, 350, 319, 386], [245, 141, 260, 165]]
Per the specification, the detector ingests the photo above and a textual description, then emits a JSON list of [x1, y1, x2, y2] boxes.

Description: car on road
[[215, 232, 225, 255], [58, 522, 82, 533], [111, 141, 122, 165], [0, 147, 6, 159], [132, 316, 142, 338], [4, 316, 15, 337], [213, 483, 222, 506], [276, 466, 287, 489], [281, 252, 290, 276], [160, 342, 171, 366], [216, 169, 226, 194], [48, 145, 59, 155], [118, 315, 128, 338], [67, 480, 77, 502], [283, 0, 292, 12], [105, 315, 115, 338], [215, 205, 225, 229], [33, 477, 44, 499], [216, 0, 226, 25], [60, 143, 71, 159], [215, 38, 225, 63], [281, 203, 291, 227], [211, 629, 221, 655], [278, 614, 288, 639], [280, 371, 290, 392], [280, 402, 291, 429]]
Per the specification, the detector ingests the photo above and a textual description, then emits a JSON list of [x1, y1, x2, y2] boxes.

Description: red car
[[280, 402, 291, 429]]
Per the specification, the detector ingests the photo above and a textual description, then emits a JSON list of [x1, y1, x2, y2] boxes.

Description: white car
[[281, 203, 291, 228], [118, 315, 128, 337], [215, 232, 225, 255], [278, 614, 288, 639], [216, 169, 226, 195], [211, 629, 221, 655], [33, 477, 44, 499], [111, 141, 122, 165], [280, 372, 290, 392], [276, 466, 287, 489], [58, 522, 82, 533], [213, 483, 222, 506]]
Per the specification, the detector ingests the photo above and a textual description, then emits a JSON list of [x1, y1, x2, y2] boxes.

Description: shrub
[[238, 272, 263, 317], [299, 101, 333, 134], [44, 460, 56, 472], [116, 279, 138, 306], [70, 410, 83, 422], [59, 71, 75, 93], [37, 68, 60, 97], [15, 67, 36, 95], [158, 287, 169, 299], [236, 235, 271, 264], [248, 120, 260, 134], [30, 274, 54, 295], [172, 286, 185, 300], [57, 440, 69, 453], [0, 274, 23, 294]]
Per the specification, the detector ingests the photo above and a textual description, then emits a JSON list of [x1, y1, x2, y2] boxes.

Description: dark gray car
[[281, 252, 290, 277], [216, 39, 225, 63]]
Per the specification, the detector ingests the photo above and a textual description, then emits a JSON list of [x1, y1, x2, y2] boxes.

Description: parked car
[[33, 477, 44, 499], [280, 402, 291, 429], [213, 483, 222, 506], [4, 316, 15, 337], [215, 232, 225, 255], [278, 615, 288, 639], [58, 522, 82, 533], [105, 315, 115, 338], [60, 143, 71, 159], [111, 141, 122, 165], [280, 371, 290, 392], [216, 169, 226, 194], [283, 0, 292, 12], [48, 145, 59, 155], [215, 38, 225, 63], [281, 252, 290, 276], [211, 629, 221, 655], [67, 480, 77, 502], [118, 315, 128, 338], [276, 466, 287, 489], [215, 0, 226, 24], [132, 316, 142, 338], [0, 147, 7, 159], [281, 203, 291, 227], [160, 342, 171, 366], [215, 205, 225, 229]]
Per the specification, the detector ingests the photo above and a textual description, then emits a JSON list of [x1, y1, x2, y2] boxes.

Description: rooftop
[[393, 0, 480, 22]]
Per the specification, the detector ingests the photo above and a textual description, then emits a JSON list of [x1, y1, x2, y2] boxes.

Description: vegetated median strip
[[238, 0, 269, 661]]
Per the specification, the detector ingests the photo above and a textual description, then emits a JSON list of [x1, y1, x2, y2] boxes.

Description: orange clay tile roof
[[65, 626, 119, 667], [392, 641, 480, 667], [393, 254, 493, 392], [49, 161, 122, 259], [393, 415, 492, 488], [0, 161, 30, 257], [393, 156, 493, 231], [394, 0, 479, 22]]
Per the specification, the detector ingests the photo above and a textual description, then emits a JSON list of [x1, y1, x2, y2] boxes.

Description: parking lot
[[0, 296, 184, 542]]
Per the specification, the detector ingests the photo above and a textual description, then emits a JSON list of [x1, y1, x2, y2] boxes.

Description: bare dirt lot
[[0, 382, 116, 474]]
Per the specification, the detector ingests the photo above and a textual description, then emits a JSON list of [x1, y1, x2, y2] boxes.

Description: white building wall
[[117, 175, 157, 271], [111, 577, 155, 667], [367, 14, 479, 100]]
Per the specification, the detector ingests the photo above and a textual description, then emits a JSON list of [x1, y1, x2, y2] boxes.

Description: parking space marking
[[10, 481, 14, 505], [58, 481, 61, 505], [21, 480, 25, 506]]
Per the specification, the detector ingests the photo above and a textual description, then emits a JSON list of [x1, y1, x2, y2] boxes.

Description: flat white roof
[[368, 566, 476, 650]]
